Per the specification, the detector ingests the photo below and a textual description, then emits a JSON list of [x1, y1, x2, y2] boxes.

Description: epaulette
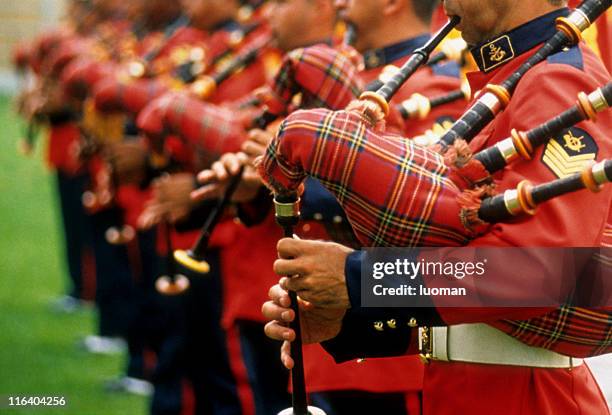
[[431, 61, 461, 78], [547, 45, 584, 71]]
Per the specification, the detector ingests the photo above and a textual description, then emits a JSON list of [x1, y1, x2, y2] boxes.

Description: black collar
[[362, 34, 430, 69], [470, 8, 569, 73]]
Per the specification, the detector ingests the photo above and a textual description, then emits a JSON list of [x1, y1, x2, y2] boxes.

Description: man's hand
[[262, 284, 345, 369], [105, 140, 148, 184], [138, 173, 195, 229], [241, 128, 273, 161], [274, 239, 354, 309], [191, 152, 263, 203]]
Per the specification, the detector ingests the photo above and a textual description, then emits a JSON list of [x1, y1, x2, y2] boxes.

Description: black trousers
[[56, 171, 92, 299]]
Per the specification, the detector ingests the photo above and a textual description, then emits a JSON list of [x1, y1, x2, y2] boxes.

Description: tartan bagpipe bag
[[257, 107, 612, 358], [259, 107, 484, 248], [137, 43, 363, 158]]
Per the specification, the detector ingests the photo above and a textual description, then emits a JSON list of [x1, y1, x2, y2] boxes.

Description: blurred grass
[[0, 95, 147, 414]]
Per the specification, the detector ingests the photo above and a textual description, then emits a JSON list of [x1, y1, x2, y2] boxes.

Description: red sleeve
[[436, 57, 612, 325]]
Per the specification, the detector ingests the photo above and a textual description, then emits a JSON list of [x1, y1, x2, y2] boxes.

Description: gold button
[[333, 215, 343, 224], [313, 213, 323, 221], [387, 319, 397, 329], [373, 321, 384, 332], [408, 318, 417, 328]]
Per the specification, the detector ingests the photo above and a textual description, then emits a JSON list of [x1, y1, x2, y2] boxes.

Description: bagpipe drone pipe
[[92, 24, 274, 117]]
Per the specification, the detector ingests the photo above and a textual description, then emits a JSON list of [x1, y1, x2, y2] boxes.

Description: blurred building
[[0, 0, 66, 94]]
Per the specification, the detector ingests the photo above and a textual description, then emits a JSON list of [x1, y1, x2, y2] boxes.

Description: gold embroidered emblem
[[563, 130, 586, 152], [489, 44, 507, 62], [479, 35, 515, 72]]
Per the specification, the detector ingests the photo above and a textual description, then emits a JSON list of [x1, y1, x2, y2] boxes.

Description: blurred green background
[[0, 95, 147, 414]]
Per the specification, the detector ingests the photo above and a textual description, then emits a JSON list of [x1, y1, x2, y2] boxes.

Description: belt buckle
[[418, 326, 433, 364]]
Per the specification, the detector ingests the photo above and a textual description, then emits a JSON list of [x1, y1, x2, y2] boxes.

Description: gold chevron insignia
[[542, 127, 598, 178]]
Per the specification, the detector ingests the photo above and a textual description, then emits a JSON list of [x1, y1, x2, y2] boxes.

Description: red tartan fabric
[[137, 92, 249, 157], [93, 77, 170, 115], [259, 108, 474, 247], [266, 43, 362, 115]]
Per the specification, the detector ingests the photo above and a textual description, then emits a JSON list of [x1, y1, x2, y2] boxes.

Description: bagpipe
[[189, 31, 273, 100], [258, 4, 612, 361], [160, 166, 246, 295], [77, 20, 271, 246], [258, 0, 611, 248], [136, 38, 362, 165], [123, 15, 191, 79], [168, 29, 365, 415], [167, 35, 364, 276]]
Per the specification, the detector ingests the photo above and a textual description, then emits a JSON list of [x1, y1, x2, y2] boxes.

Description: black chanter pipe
[[174, 166, 245, 273], [438, 0, 610, 149], [474, 82, 612, 175], [359, 16, 460, 117], [397, 83, 470, 120], [211, 22, 263, 66], [156, 219, 190, 295], [177, 22, 266, 84], [478, 159, 612, 223], [190, 35, 272, 100], [128, 15, 191, 78], [274, 194, 325, 415]]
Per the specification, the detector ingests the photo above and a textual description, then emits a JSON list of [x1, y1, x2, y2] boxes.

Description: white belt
[[419, 323, 583, 368]]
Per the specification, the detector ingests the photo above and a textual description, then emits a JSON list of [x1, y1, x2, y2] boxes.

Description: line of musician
[[11, 0, 611, 414]]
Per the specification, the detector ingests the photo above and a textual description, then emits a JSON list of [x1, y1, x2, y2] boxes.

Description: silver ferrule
[[479, 92, 504, 114], [588, 88, 609, 112], [591, 161, 610, 185], [568, 8, 591, 31], [496, 138, 519, 163], [503, 189, 522, 216]]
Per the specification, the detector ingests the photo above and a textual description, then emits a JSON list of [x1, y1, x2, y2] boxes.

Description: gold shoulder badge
[[542, 127, 598, 178], [479, 35, 515, 72]]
